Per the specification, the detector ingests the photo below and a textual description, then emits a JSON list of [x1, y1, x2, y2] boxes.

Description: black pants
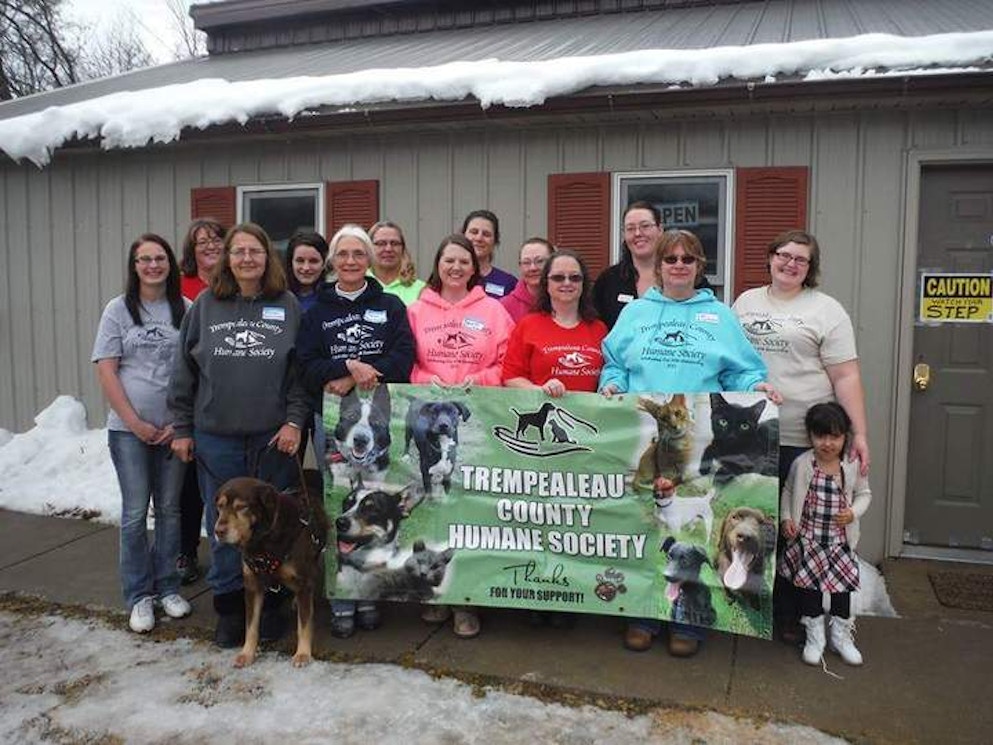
[[179, 463, 203, 558], [774, 445, 810, 628], [797, 587, 851, 619]]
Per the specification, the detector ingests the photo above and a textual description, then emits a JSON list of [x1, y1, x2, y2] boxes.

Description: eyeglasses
[[773, 250, 810, 267], [335, 250, 369, 261], [548, 273, 583, 284], [661, 255, 697, 265], [623, 221, 658, 235], [373, 239, 403, 248], [135, 255, 169, 265], [230, 247, 267, 258], [519, 257, 547, 268], [195, 237, 223, 249]]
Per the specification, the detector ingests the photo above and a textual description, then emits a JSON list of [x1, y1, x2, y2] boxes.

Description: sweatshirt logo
[[657, 329, 693, 347], [441, 330, 474, 350], [225, 329, 265, 349], [743, 318, 781, 336], [337, 323, 373, 344]]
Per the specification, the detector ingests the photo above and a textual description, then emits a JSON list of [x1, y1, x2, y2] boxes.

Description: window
[[237, 184, 324, 253], [612, 170, 733, 293]]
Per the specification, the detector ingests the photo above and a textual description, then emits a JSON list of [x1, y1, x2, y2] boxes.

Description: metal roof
[[2, 0, 992, 120]]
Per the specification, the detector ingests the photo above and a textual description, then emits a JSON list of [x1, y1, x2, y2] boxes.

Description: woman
[[600, 229, 779, 657], [500, 237, 554, 323], [168, 222, 310, 649], [285, 231, 330, 315], [592, 201, 662, 330], [503, 248, 606, 396], [179, 218, 226, 301], [175, 218, 227, 585], [369, 220, 426, 305], [297, 224, 415, 638], [462, 209, 517, 300], [733, 229, 870, 641], [408, 234, 515, 388], [407, 234, 515, 637], [93, 233, 192, 634]]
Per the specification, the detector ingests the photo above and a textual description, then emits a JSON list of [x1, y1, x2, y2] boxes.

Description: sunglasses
[[661, 255, 698, 265], [548, 273, 583, 283]]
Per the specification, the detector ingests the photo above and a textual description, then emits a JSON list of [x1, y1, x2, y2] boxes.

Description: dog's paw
[[233, 651, 256, 668], [292, 652, 313, 667]]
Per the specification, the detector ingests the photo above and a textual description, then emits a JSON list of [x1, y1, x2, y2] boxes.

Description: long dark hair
[[124, 233, 185, 328], [426, 234, 481, 293], [535, 249, 598, 322], [284, 231, 330, 295]]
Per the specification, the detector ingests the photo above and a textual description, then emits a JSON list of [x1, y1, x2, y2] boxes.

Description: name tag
[[464, 317, 485, 331], [617, 293, 634, 304], [696, 312, 719, 324], [364, 309, 387, 324], [485, 282, 506, 297], [262, 307, 285, 321]]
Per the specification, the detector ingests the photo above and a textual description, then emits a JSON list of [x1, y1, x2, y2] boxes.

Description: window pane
[[243, 189, 318, 254]]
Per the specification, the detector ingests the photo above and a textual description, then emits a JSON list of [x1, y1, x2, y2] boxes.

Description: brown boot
[[668, 632, 700, 657], [624, 624, 655, 651]]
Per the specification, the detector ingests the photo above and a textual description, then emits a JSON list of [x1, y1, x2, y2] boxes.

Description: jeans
[[194, 428, 299, 596], [108, 430, 185, 609]]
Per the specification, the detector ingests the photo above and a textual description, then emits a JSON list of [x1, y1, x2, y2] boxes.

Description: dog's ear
[[412, 539, 426, 552], [373, 383, 392, 418], [760, 518, 777, 555], [251, 481, 280, 528], [440, 547, 455, 564], [340, 387, 361, 410], [455, 402, 471, 421], [660, 535, 675, 554], [692, 546, 712, 568]]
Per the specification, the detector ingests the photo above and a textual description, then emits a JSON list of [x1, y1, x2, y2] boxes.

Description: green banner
[[322, 385, 779, 639]]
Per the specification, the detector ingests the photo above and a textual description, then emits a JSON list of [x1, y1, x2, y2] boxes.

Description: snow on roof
[[1, 30, 992, 166]]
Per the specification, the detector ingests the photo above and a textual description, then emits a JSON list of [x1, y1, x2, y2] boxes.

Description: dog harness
[[244, 490, 327, 589]]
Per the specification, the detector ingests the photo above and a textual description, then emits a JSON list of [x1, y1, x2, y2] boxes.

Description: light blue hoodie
[[599, 287, 767, 394]]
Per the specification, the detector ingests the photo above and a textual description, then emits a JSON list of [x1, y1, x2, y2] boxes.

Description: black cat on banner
[[700, 394, 779, 486]]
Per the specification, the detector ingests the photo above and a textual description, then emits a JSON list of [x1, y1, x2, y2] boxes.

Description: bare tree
[[0, 0, 79, 100], [166, 0, 206, 59], [75, 8, 155, 81]]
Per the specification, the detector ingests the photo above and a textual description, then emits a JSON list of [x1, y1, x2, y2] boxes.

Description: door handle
[[913, 362, 931, 391]]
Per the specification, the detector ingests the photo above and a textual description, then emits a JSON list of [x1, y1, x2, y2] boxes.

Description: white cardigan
[[781, 450, 872, 549]]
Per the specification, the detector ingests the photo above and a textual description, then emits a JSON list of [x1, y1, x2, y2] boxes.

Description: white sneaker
[[828, 615, 864, 666], [129, 596, 156, 633], [158, 593, 192, 619]]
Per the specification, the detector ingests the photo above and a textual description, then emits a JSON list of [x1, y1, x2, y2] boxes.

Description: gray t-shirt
[[92, 295, 186, 431]]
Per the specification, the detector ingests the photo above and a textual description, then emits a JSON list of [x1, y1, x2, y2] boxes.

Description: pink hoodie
[[407, 286, 515, 386], [500, 279, 537, 323]]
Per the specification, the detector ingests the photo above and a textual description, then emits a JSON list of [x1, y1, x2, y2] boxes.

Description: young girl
[[780, 402, 871, 666]]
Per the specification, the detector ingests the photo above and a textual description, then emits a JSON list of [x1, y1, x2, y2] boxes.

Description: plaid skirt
[[780, 467, 859, 592]]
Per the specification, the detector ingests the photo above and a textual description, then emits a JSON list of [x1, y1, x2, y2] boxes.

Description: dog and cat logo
[[440, 329, 474, 350], [224, 329, 265, 349], [741, 318, 782, 336], [491, 401, 598, 457], [656, 328, 695, 347], [336, 323, 373, 345], [557, 351, 594, 369]]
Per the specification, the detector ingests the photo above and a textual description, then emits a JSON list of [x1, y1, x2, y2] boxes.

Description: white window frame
[[236, 182, 326, 237], [611, 169, 735, 294]]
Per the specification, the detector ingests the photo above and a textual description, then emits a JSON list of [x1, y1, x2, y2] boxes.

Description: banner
[[321, 385, 779, 639]]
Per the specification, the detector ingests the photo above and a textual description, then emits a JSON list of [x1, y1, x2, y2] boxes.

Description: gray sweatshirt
[[168, 290, 310, 438]]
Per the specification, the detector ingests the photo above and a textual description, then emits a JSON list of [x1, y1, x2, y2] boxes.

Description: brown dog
[[715, 506, 776, 609], [214, 476, 330, 668]]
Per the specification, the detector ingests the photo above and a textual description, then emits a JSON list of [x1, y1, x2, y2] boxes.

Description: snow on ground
[[1, 30, 992, 165], [0, 396, 898, 618], [0, 609, 844, 745]]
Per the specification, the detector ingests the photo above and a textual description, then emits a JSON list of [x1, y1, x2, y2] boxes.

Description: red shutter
[[733, 167, 808, 298], [548, 172, 611, 279], [190, 186, 236, 227], [326, 180, 380, 235]]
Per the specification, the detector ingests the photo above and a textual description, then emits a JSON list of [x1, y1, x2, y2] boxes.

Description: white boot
[[799, 615, 826, 665], [828, 615, 863, 666]]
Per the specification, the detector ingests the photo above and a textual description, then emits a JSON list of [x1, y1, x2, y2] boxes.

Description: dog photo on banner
[[320, 385, 779, 639]]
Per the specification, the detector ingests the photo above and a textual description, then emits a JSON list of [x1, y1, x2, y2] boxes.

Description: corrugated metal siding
[[3, 106, 993, 560]]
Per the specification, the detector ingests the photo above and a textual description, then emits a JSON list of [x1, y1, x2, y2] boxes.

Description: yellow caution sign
[[919, 273, 993, 323]]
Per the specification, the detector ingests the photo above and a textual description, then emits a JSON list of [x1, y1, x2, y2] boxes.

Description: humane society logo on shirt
[[208, 318, 283, 359], [638, 320, 717, 366]]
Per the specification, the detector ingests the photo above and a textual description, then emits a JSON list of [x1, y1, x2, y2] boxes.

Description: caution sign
[[919, 273, 993, 323]]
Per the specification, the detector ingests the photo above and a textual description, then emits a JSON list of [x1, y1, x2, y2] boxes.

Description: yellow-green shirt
[[367, 272, 425, 306]]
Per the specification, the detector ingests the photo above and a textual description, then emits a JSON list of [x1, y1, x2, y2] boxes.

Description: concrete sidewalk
[[1, 507, 990, 744]]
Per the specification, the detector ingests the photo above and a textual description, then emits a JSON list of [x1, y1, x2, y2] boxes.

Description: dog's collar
[[245, 552, 283, 576]]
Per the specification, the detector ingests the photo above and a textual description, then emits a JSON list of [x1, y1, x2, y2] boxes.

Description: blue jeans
[[108, 430, 185, 609], [194, 429, 299, 596]]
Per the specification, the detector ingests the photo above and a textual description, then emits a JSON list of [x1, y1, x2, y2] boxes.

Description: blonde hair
[[370, 220, 418, 286]]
